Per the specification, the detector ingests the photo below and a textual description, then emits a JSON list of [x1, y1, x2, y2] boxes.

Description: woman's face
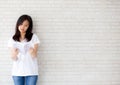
[[18, 20, 29, 33]]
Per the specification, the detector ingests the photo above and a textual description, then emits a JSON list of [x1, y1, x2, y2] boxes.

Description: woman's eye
[[25, 25, 28, 27]]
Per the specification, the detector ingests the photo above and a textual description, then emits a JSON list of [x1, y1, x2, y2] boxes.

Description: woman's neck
[[20, 33, 26, 41]]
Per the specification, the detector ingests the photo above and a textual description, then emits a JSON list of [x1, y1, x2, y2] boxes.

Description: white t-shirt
[[8, 34, 40, 76]]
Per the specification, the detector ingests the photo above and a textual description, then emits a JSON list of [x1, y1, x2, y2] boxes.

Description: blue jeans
[[12, 75, 38, 85]]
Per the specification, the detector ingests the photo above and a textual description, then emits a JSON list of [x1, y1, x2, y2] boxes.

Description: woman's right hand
[[11, 48, 19, 61]]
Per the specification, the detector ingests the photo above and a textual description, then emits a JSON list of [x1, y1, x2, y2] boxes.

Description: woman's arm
[[9, 47, 19, 61], [29, 44, 39, 58]]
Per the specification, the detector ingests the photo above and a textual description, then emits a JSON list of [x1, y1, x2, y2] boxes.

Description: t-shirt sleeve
[[7, 37, 14, 48], [32, 34, 40, 45]]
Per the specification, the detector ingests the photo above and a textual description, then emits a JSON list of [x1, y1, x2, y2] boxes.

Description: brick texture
[[0, 0, 120, 85]]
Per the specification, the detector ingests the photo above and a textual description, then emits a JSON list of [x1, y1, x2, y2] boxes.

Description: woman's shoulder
[[8, 36, 14, 42], [8, 36, 16, 47], [32, 33, 39, 39], [31, 33, 40, 44]]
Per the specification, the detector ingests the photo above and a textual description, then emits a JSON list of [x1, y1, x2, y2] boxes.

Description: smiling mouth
[[20, 29, 25, 32], [20, 29, 24, 30]]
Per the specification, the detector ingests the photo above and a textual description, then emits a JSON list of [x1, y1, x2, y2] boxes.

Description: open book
[[13, 42, 32, 54]]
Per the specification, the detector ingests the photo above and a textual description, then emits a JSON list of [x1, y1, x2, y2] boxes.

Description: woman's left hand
[[28, 44, 39, 58], [29, 47, 34, 54]]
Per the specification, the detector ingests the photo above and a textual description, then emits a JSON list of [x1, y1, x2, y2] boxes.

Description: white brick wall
[[0, 0, 120, 85]]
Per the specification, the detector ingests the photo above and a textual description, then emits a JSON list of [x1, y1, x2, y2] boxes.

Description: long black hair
[[13, 14, 33, 42]]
